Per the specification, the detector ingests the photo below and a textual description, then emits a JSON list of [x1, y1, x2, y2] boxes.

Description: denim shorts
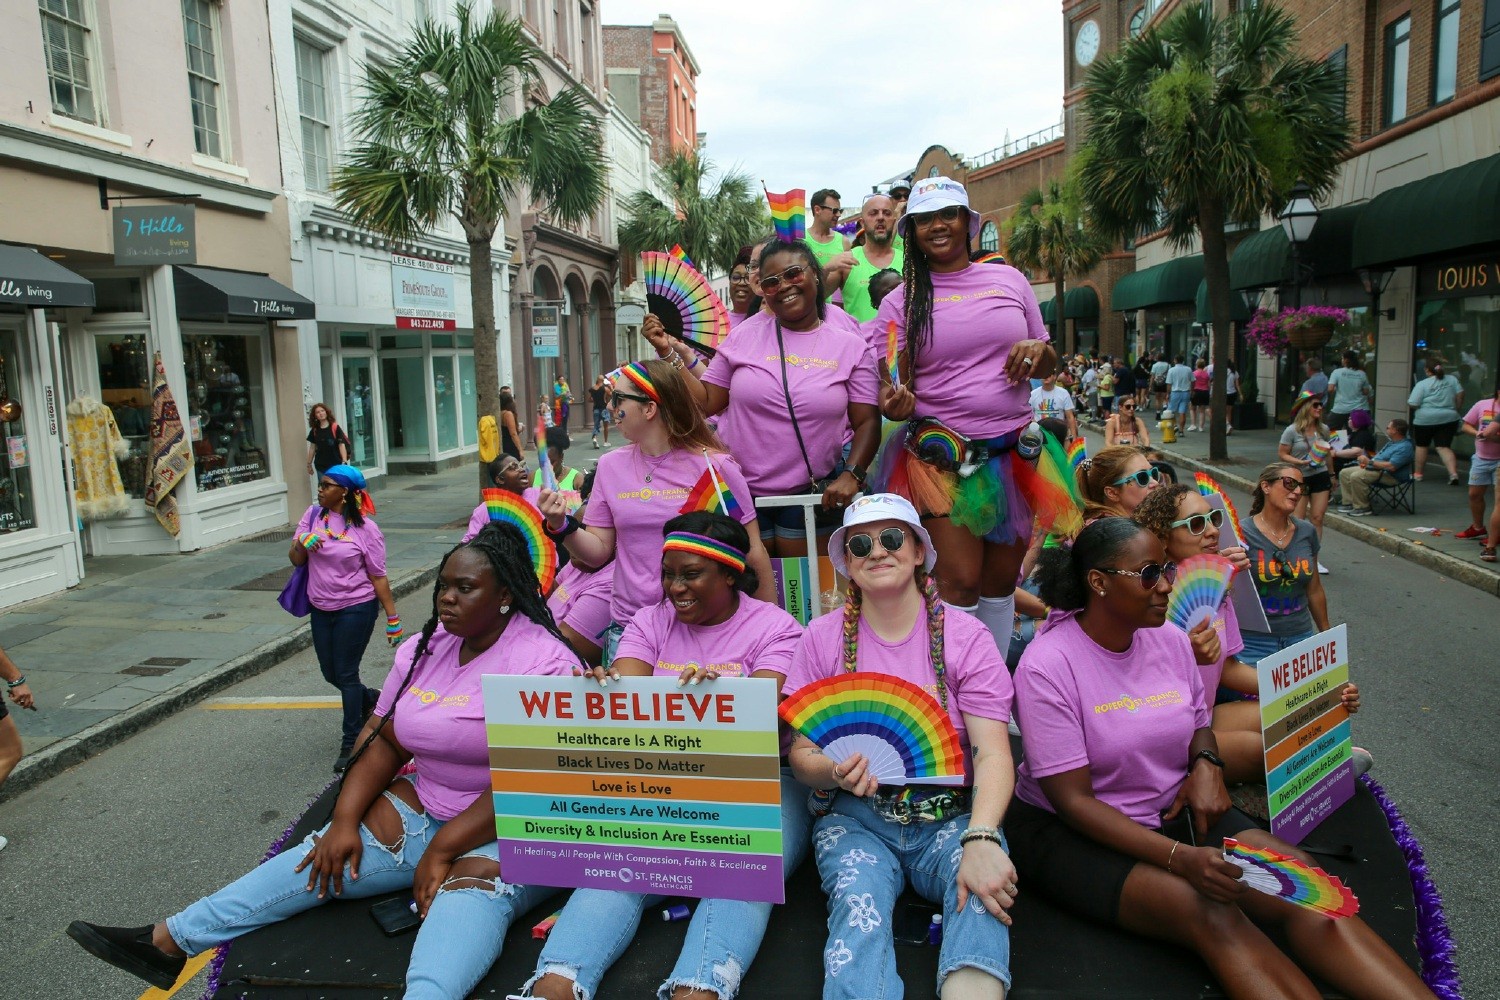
[[1469, 455, 1499, 487], [1168, 390, 1190, 414]]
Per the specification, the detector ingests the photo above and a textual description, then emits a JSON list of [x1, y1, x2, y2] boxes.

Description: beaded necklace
[[320, 509, 351, 542]]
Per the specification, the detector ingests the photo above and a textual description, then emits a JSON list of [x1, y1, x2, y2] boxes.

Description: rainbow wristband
[[300, 532, 320, 549], [386, 616, 403, 640]]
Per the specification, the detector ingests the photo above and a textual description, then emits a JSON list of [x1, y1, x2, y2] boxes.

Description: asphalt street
[[1, 529, 1494, 999]]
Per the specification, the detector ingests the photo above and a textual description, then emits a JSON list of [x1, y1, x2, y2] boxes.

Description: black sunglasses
[[1277, 476, 1307, 494], [845, 527, 909, 559], [1169, 509, 1225, 535], [610, 391, 651, 408], [1098, 561, 1179, 589], [758, 264, 810, 292], [911, 205, 965, 227]]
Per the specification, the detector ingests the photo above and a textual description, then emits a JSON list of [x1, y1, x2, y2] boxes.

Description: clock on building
[[1074, 19, 1100, 67]]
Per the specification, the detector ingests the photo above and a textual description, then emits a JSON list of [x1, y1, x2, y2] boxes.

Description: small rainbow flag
[[764, 186, 806, 242], [668, 243, 694, 268], [1193, 472, 1245, 545], [537, 446, 558, 492], [1066, 437, 1087, 472], [679, 452, 745, 519], [885, 320, 901, 386]]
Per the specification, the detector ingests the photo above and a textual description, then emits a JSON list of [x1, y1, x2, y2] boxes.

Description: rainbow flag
[[885, 320, 901, 386], [668, 243, 694, 268], [764, 186, 806, 242], [678, 456, 745, 519], [1066, 437, 1087, 472]]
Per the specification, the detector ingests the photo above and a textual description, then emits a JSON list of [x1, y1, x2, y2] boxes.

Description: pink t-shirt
[[702, 311, 879, 495], [1014, 615, 1207, 828], [1194, 597, 1245, 703], [462, 487, 542, 543], [782, 604, 1013, 781], [547, 560, 614, 644], [584, 447, 758, 622], [822, 303, 863, 336], [874, 263, 1047, 439], [295, 504, 387, 611], [1192, 368, 1211, 392], [615, 595, 803, 679], [1464, 399, 1500, 461], [373, 616, 576, 821]]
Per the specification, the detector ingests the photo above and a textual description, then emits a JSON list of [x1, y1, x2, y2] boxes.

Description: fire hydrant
[[1159, 415, 1178, 444]]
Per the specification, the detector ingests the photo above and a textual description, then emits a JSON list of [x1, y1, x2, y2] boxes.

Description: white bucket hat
[[896, 176, 982, 242], [827, 493, 937, 578]]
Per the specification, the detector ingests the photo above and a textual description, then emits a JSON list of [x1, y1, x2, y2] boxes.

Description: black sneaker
[[66, 921, 186, 990], [362, 686, 380, 722], [334, 743, 356, 774]]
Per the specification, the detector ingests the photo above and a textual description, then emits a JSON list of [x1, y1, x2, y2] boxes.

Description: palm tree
[[1074, 1, 1349, 459], [616, 150, 768, 276], [332, 2, 606, 452], [1004, 177, 1111, 356]]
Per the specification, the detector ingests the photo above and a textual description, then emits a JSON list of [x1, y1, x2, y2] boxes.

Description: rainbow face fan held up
[[482, 488, 558, 593], [641, 252, 732, 355], [778, 673, 967, 786], [1164, 553, 1236, 630]]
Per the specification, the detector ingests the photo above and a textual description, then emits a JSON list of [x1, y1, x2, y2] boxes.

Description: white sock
[[974, 594, 1016, 654]]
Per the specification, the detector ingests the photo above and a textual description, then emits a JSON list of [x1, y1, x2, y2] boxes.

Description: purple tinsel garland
[[1362, 775, 1464, 999], [199, 778, 340, 1000]]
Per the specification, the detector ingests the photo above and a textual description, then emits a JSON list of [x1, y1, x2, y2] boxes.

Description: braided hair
[[840, 567, 949, 710], [900, 230, 972, 392]]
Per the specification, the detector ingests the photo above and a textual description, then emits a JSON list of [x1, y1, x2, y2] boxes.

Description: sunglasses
[[1169, 509, 1226, 535], [610, 391, 651, 408], [758, 264, 810, 292], [814, 204, 840, 213], [316, 480, 341, 490], [729, 272, 752, 284], [1276, 476, 1308, 494], [1098, 561, 1179, 589], [1110, 467, 1162, 489], [911, 205, 965, 227], [845, 526, 909, 559]]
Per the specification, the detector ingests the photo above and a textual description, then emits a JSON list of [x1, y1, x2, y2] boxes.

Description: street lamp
[[1358, 267, 1398, 322], [1278, 182, 1321, 308]]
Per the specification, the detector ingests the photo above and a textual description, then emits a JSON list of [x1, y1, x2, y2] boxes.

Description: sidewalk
[[0, 443, 612, 802], [1078, 413, 1500, 597]]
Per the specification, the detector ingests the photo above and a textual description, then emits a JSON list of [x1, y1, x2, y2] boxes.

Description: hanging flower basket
[[1242, 306, 1349, 357], [1286, 319, 1336, 351]]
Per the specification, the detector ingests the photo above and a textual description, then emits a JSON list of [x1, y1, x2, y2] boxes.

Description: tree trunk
[[1054, 275, 1069, 356], [1199, 196, 1233, 462], [469, 233, 500, 470]]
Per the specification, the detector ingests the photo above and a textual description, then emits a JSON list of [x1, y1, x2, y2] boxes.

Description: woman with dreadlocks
[[786, 494, 1017, 1000], [68, 524, 577, 1000], [871, 177, 1080, 654]]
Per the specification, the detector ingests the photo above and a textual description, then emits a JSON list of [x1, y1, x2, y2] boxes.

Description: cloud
[[602, 1, 1063, 202]]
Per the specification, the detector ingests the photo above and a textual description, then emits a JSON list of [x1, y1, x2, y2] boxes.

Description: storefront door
[[342, 355, 379, 469]]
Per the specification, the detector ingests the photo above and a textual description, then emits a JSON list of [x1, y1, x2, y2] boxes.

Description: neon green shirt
[[840, 243, 904, 322], [804, 230, 846, 269]]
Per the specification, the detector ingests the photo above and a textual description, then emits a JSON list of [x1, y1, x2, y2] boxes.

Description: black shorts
[[1005, 797, 1262, 926], [1226, 394, 1239, 407], [1191, 390, 1211, 406], [1412, 420, 1459, 448], [1303, 468, 1332, 495], [0, 696, 8, 722]]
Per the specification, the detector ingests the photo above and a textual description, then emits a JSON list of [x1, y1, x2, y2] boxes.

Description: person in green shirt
[[532, 445, 583, 512], [824, 194, 902, 321], [805, 187, 849, 274]]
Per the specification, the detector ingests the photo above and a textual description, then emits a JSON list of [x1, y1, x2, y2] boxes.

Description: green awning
[[1229, 204, 1366, 289], [1195, 279, 1250, 323], [1352, 151, 1500, 268], [1038, 297, 1054, 323], [1111, 255, 1204, 311], [1064, 285, 1099, 319]]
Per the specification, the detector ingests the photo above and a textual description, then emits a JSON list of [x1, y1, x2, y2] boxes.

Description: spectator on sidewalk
[[1188, 359, 1212, 431], [1300, 359, 1328, 404], [499, 391, 524, 460], [1097, 359, 1116, 420], [1458, 383, 1500, 543], [1081, 361, 1100, 417], [1133, 354, 1152, 406], [0, 643, 37, 852], [1030, 374, 1077, 439], [1113, 357, 1136, 412], [589, 375, 610, 449], [1326, 350, 1373, 431], [1331, 408, 1377, 474], [1105, 397, 1151, 447], [1278, 391, 1335, 571], [1223, 360, 1241, 434], [1337, 419, 1414, 517], [1166, 356, 1193, 434], [1407, 359, 1465, 485], [1150, 353, 1171, 410]]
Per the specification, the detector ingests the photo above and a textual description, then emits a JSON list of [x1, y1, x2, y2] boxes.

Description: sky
[[602, 1, 1065, 210]]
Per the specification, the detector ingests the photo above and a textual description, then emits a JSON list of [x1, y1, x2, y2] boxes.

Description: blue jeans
[[526, 770, 814, 1000], [1237, 628, 1316, 670], [310, 598, 378, 746], [166, 779, 561, 999], [593, 408, 608, 437], [812, 794, 1011, 999]]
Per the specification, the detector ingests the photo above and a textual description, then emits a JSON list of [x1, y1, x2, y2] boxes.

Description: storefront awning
[[1111, 255, 1204, 311], [1352, 151, 1500, 268], [1038, 297, 1054, 324], [1194, 279, 1250, 324], [1229, 204, 1365, 289], [174, 266, 315, 321], [1064, 286, 1099, 320], [0, 244, 95, 308]]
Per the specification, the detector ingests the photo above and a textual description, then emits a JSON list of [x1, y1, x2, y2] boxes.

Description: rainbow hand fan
[[641, 251, 731, 356], [1222, 838, 1359, 918], [1165, 553, 1236, 630], [481, 488, 558, 593], [778, 674, 966, 786], [1066, 437, 1087, 474], [1193, 472, 1245, 546]]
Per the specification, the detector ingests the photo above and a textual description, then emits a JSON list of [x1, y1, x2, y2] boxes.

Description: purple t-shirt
[[1014, 615, 1207, 828], [615, 595, 803, 679], [547, 560, 614, 644], [462, 487, 542, 543], [295, 504, 386, 611], [874, 263, 1048, 439], [701, 311, 878, 496], [782, 605, 1013, 780], [584, 447, 757, 622], [373, 616, 576, 821], [1464, 399, 1500, 461]]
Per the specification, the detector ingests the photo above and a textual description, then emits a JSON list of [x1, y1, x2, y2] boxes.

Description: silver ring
[[1022, 357, 1034, 366]]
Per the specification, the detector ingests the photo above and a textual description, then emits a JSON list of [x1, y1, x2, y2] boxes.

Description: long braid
[[918, 569, 948, 710], [467, 523, 579, 665], [902, 246, 933, 392], [840, 585, 863, 673]]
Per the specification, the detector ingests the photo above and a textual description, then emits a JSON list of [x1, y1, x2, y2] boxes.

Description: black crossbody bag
[[774, 321, 844, 528]]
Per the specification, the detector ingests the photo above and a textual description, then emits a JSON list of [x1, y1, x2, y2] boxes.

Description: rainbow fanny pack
[[906, 417, 992, 479]]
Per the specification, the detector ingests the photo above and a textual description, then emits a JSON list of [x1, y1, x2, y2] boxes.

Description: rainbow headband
[[618, 362, 661, 403], [662, 532, 746, 574]]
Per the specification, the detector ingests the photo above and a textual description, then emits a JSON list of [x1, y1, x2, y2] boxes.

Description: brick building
[[603, 15, 700, 167]]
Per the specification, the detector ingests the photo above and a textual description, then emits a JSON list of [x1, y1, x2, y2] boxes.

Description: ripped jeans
[[524, 769, 813, 1000], [165, 779, 560, 1000]]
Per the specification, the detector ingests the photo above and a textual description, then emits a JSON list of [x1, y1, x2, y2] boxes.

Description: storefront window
[[1275, 302, 1376, 424], [0, 330, 37, 535], [93, 332, 152, 499], [458, 354, 478, 447], [433, 354, 459, 453], [342, 355, 378, 467], [382, 354, 429, 455], [183, 331, 273, 492], [1416, 296, 1499, 459]]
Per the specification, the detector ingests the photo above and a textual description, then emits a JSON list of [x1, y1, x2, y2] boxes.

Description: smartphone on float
[[369, 896, 420, 937]]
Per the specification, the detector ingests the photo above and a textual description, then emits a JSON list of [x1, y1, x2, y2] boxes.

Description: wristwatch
[[848, 464, 869, 489], [1192, 749, 1226, 771]]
